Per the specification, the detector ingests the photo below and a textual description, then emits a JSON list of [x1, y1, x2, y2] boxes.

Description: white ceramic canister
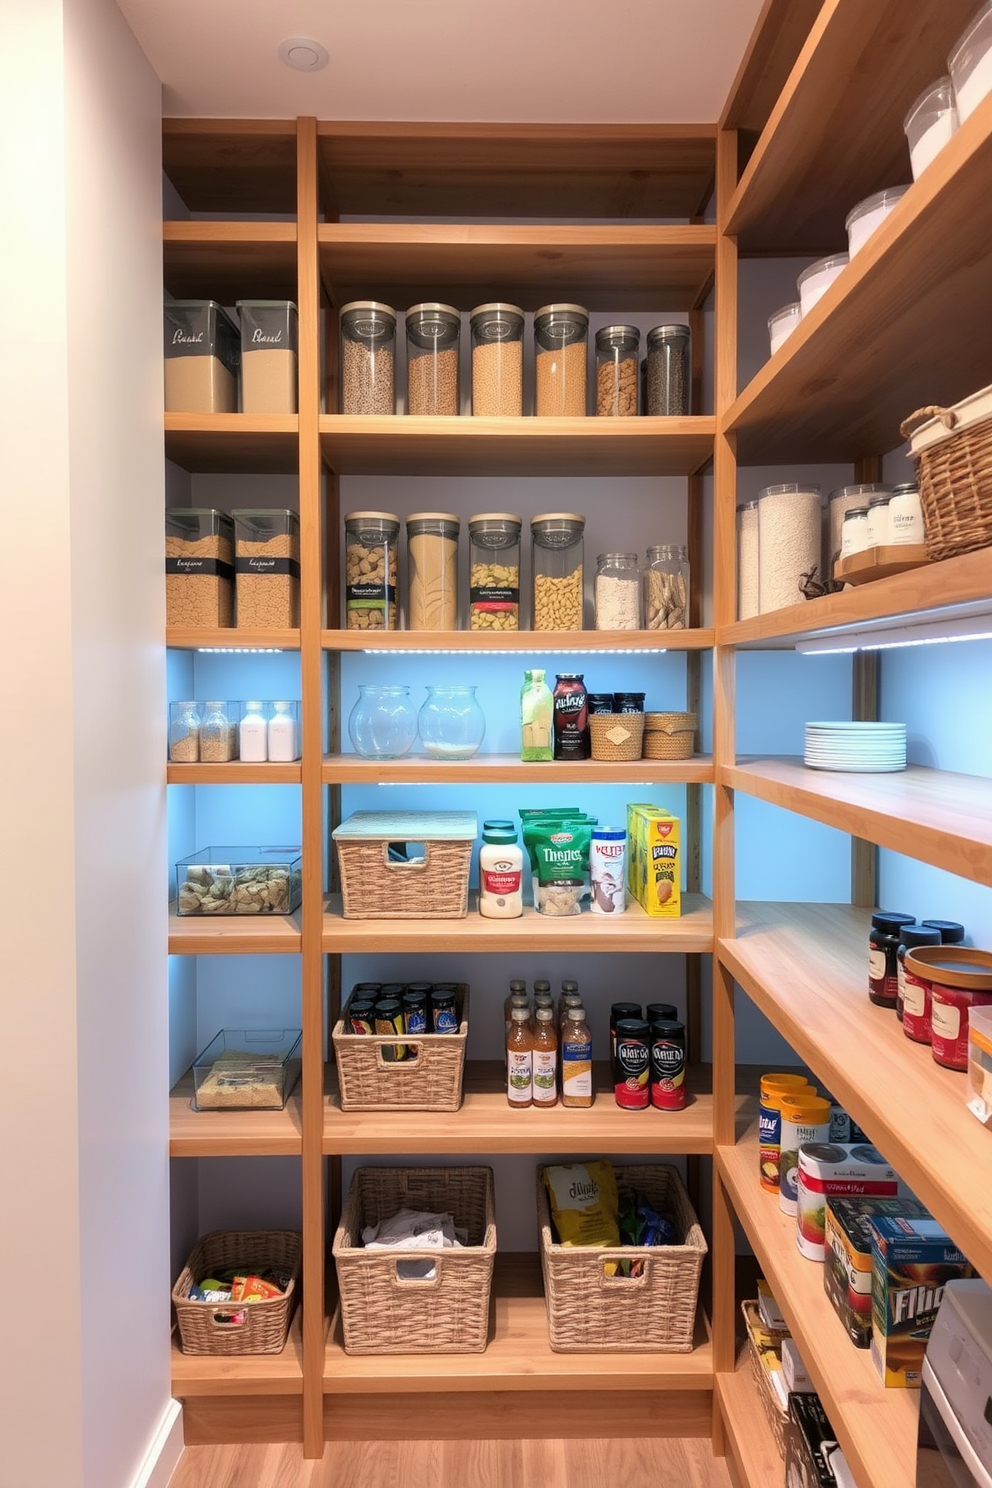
[[795, 1142, 899, 1262], [904, 77, 959, 179], [866, 493, 892, 548], [757, 484, 822, 613], [589, 826, 627, 915], [845, 186, 909, 258], [841, 507, 870, 558], [888, 482, 925, 545], [798, 254, 850, 317], [768, 301, 802, 356], [949, 1, 992, 122]]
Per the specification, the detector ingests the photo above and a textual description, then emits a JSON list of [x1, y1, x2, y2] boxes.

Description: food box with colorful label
[[870, 1214, 975, 1387], [824, 1196, 930, 1347], [796, 1142, 899, 1262], [625, 804, 680, 917]]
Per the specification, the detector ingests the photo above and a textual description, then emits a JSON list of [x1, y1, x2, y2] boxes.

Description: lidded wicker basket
[[902, 389, 992, 561], [588, 712, 645, 761], [642, 711, 696, 760]]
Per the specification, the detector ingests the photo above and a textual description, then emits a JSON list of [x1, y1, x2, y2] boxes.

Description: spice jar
[[199, 700, 238, 763], [169, 701, 201, 762], [534, 304, 588, 416], [166, 508, 235, 628], [468, 512, 521, 631], [531, 513, 584, 630], [868, 910, 916, 1008], [406, 512, 459, 630], [737, 502, 759, 621], [841, 506, 870, 558], [888, 482, 925, 545], [339, 301, 396, 415], [757, 484, 822, 613], [644, 544, 689, 631], [595, 553, 641, 630], [828, 484, 891, 571], [470, 303, 523, 416], [595, 325, 639, 417], [344, 511, 399, 631], [232, 509, 300, 628], [646, 324, 691, 416], [866, 493, 892, 548], [406, 303, 460, 416], [896, 925, 941, 1020]]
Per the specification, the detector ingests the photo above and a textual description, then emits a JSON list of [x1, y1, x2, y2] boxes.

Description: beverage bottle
[[561, 1005, 594, 1108], [506, 1007, 533, 1108], [532, 990, 554, 1031], [552, 672, 590, 760], [520, 668, 553, 761], [503, 985, 529, 1071], [532, 1006, 559, 1108]]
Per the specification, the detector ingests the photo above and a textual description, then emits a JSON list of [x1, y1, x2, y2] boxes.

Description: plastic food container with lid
[[797, 254, 849, 317], [903, 78, 959, 179], [737, 501, 759, 620], [845, 187, 909, 259], [406, 512, 460, 630], [468, 512, 521, 631], [406, 303, 461, 416], [949, 1, 992, 121], [531, 513, 585, 630], [165, 508, 235, 628], [470, 303, 523, 417], [645, 324, 690, 415], [164, 301, 240, 414], [595, 326, 639, 417], [533, 304, 588, 416], [237, 300, 298, 414], [768, 302, 802, 357], [340, 301, 396, 415], [344, 511, 400, 631], [232, 509, 300, 628], [757, 484, 822, 613]]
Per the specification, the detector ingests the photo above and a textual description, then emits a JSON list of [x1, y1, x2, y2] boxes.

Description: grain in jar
[[166, 508, 235, 627], [646, 324, 690, 416], [406, 512, 459, 630], [757, 484, 822, 613], [237, 300, 298, 414], [339, 301, 396, 414], [232, 509, 300, 628], [169, 701, 201, 762], [164, 301, 239, 414], [406, 303, 460, 416], [737, 502, 759, 621], [594, 553, 640, 629], [531, 513, 584, 630], [200, 700, 239, 762], [595, 325, 639, 417], [470, 303, 523, 416], [344, 511, 399, 630], [468, 512, 521, 631], [534, 304, 588, 417]]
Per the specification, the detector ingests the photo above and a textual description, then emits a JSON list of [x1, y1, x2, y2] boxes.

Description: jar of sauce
[[927, 949, 992, 1071], [896, 925, 941, 1020], [869, 911, 916, 1008]]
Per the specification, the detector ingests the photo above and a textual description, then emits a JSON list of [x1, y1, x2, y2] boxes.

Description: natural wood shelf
[[715, 1352, 784, 1488], [720, 0, 823, 135], [723, 902, 992, 1284], [322, 753, 712, 786], [168, 762, 302, 785], [725, 758, 992, 888], [163, 119, 299, 215], [164, 413, 298, 473], [170, 1071, 302, 1156], [322, 892, 713, 953], [163, 222, 298, 301], [166, 627, 301, 651], [324, 1253, 713, 1392], [324, 627, 714, 653], [171, 1312, 304, 1397], [318, 224, 715, 312], [727, 92, 992, 462], [833, 545, 929, 587], [168, 905, 302, 956], [719, 1129, 917, 1488], [319, 415, 715, 477]]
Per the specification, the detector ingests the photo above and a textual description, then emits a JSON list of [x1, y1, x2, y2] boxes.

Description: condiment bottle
[[868, 911, 916, 1007], [532, 1006, 559, 1108], [479, 824, 524, 919], [239, 700, 268, 762], [506, 1006, 533, 1108], [758, 1073, 810, 1192], [267, 700, 299, 761], [778, 1092, 830, 1216], [561, 1005, 594, 1108], [896, 925, 941, 1020], [650, 1019, 686, 1110]]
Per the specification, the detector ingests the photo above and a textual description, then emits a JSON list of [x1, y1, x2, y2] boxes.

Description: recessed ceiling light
[[278, 37, 329, 72]]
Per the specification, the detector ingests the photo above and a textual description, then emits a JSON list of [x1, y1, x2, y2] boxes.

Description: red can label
[[615, 1034, 650, 1109], [650, 1037, 686, 1110], [931, 986, 992, 1071], [482, 868, 521, 896]]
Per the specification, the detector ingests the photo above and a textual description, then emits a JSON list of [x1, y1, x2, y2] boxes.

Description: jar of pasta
[[406, 512, 460, 630], [531, 513, 584, 630], [468, 513, 521, 631]]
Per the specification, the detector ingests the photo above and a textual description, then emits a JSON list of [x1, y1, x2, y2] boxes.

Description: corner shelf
[[322, 753, 713, 786], [167, 627, 301, 651], [171, 1314, 304, 1398], [163, 221, 298, 301], [715, 1353, 784, 1488], [164, 413, 299, 474]]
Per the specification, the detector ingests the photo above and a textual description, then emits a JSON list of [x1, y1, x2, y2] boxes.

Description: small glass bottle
[[504, 981, 529, 1056], [267, 701, 299, 762], [199, 700, 235, 763], [595, 325, 640, 416], [239, 700, 268, 763], [470, 302, 524, 416], [644, 544, 690, 630], [506, 1006, 533, 1108], [406, 303, 460, 415], [561, 1005, 593, 1108], [594, 552, 641, 630], [534, 303, 588, 416], [469, 513, 521, 631], [645, 324, 691, 415], [531, 513, 585, 630], [169, 701, 201, 763], [532, 1006, 559, 1108], [339, 301, 396, 414]]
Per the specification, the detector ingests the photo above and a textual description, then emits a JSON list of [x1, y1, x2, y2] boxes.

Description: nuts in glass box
[[176, 850, 302, 916]]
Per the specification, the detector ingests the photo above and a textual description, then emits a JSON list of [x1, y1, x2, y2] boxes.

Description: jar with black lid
[[868, 911, 916, 1007], [896, 925, 941, 1020], [922, 920, 966, 943], [613, 691, 646, 714], [587, 694, 614, 714]]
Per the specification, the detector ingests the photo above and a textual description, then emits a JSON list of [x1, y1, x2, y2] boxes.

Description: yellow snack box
[[626, 804, 681, 917]]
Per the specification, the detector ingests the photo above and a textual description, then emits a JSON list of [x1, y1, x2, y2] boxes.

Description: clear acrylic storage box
[[192, 1028, 302, 1111], [175, 847, 303, 916]]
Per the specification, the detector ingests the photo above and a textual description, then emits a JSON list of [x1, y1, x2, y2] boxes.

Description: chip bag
[[522, 816, 595, 917], [543, 1161, 620, 1247]]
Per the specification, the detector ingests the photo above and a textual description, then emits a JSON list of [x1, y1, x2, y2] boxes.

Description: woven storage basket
[[741, 1299, 788, 1460], [332, 811, 476, 919], [332, 986, 468, 1111], [589, 712, 645, 762], [537, 1163, 706, 1352], [333, 1166, 496, 1354], [642, 711, 697, 761], [172, 1229, 301, 1356], [902, 391, 992, 561]]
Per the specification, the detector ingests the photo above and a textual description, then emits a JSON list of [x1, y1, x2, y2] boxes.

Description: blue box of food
[[870, 1214, 974, 1387]]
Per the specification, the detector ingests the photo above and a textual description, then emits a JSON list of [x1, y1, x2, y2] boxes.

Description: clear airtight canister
[[468, 512, 521, 631], [645, 324, 691, 415], [531, 513, 584, 630], [595, 553, 640, 630], [339, 301, 396, 415], [643, 544, 689, 630], [344, 511, 399, 630], [737, 501, 759, 621], [595, 325, 639, 417], [757, 484, 822, 613], [904, 77, 959, 179], [406, 303, 460, 416], [534, 304, 588, 416], [406, 512, 459, 630], [470, 303, 523, 416]]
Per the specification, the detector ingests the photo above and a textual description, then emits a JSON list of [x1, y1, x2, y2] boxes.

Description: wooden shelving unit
[[322, 753, 713, 786], [166, 626, 301, 651], [164, 221, 298, 302], [323, 627, 714, 653], [168, 907, 302, 956], [168, 762, 302, 784], [164, 413, 299, 474], [170, 1072, 303, 1157]]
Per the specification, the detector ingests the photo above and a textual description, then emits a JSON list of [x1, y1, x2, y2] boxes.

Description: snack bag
[[544, 1162, 620, 1246], [523, 817, 594, 916]]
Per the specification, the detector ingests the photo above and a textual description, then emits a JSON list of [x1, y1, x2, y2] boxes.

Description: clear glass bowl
[[347, 684, 418, 759], [417, 684, 486, 760]]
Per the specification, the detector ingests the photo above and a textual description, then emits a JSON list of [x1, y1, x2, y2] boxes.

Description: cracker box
[[870, 1214, 975, 1387], [824, 1196, 930, 1348], [626, 804, 680, 917]]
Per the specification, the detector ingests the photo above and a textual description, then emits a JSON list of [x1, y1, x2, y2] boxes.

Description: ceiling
[[116, 0, 765, 121]]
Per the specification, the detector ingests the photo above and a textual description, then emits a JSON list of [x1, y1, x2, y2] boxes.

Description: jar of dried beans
[[468, 512, 521, 631], [531, 513, 584, 630], [595, 325, 639, 417], [339, 301, 396, 415], [645, 324, 690, 416], [406, 512, 460, 630], [534, 304, 588, 417], [165, 508, 235, 628], [406, 303, 461, 416], [643, 545, 689, 630], [470, 303, 523, 416], [232, 509, 300, 628], [344, 511, 399, 630]]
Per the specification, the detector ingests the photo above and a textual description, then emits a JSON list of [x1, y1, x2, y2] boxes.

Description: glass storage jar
[[645, 324, 690, 415], [418, 684, 486, 760], [534, 304, 588, 416], [406, 303, 460, 415], [344, 510, 399, 631], [594, 553, 641, 630], [199, 700, 238, 763], [595, 325, 639, 417], [757, 484, 822, 613], [643, 544, 690, 631], [468, 512, 521, 631], [169, 701, 201, 763], [531, 513, 585, 630], [347, 684, 418, 759], [339, 301, 396, 415], [470, 303, 523, 416], [406, 512, 460, 630]]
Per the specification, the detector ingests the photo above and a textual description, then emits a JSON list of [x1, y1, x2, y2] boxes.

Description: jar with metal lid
[[595, 325, 639, 417], [757, 484, 822, 612], [868, 910, 916, 1008], [866, 493, 892, 548], [896, 925, 941, 1021], [737, 501, 759, 621], [470, 303, 523, 416], [531, 513, 584, 629], [645, 324, 690, 416], [339, 301, 396, 415], [828, 484, 892, 569], [406, 303, 461, 416], [644, 544, 689, 630], [406, 512, 460, 630], [468, 512, 521, 631], [534, 304, 588, 416], [344, 511, 400, 630], [595, 552, 640, 630], [841, 506, 870, 558], [888, 482, 925, 545]]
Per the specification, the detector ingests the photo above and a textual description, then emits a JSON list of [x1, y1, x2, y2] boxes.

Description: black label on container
[[347, 583, 397, 604], [235, 556, 300, 578], [166, 556, 234, 579], [470, 586, 519, 606]]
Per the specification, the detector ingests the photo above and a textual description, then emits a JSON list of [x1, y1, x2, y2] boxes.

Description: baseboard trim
[[130, 1398, 184, 1488]]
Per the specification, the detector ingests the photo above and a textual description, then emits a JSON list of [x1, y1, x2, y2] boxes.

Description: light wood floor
[[169, 1438, 734, 1487]]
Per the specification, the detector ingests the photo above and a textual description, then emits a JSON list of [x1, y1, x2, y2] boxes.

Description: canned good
[[610, 1002, 643, 1081], [778, 1093, 831, 1216], [614, 1018, 650, 1109], [646, 1002, 678, 1024], [402, 990, 429, 1034], [928, 950, 992, 1071], [649, 1019, 686, 1110], [896, 925, 941, 1020], [587, 694, 614, 714], [374, 998, 406, 1061], [613, 692, 646, 714], [348, 1000, 376, 1035], [430, 988, 459, 1034], [758, 1073, 810, 1192]]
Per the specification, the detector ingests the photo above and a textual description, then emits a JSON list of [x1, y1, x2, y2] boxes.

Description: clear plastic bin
[[175, 847, 303, 916], [192, 1029, 302, 1110], [406, 303, 460, 415], [344, 511, 399, 631], [595, 326, 639, 417], [904, 78, 959, 178], [534, 304, 588, 416], [237, 300, 298, 414], [949, 2, 992, 121], [469, 512, 521, 631], [164, 301, 239, 413]]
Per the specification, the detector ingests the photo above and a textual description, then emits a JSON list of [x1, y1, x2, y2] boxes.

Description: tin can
[[610, 1002, 642, 1080], [778, 1094, 831, 1216], [589, 826, 626, 915], [758, 1073, 810, 1192], [650, 1019, 686, 1109], [932, 984, 992, 1070], [796, 1142, 899, 1262], [347, 999, 376, 1035], [906, 946, 992, 1066], [614, 1018, 650, 1109], [353, 981, 382, 997], [430, 988, 459, 1034], [402, 990, 429, 1034], [902, 958, 935, 1044], [374, 998, 406, 1060]]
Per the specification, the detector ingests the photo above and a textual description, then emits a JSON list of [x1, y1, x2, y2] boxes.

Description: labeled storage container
[[757, 484, 822, 612], [537, 1164, 706, 1352], [798, 254, 849, 317], [470, 303, 523, 416], [904, 78, 959, 179], [232, 509, 300, 628], [165, 508, 235, 628], [768, 302, 801, 357], [406, 303, 460, 415], [331, 810, 477, 919], [340, 301, 396, 414], [866, 492, 892, 548], [236, 300, 298, 414], [595, 552, 640, 629], [902, 383, 992, 560], [845, 188, 909, 259], [175, 847, 303, 917], [468, 512, 521, 630], [534, 303, 588, 416], [643, 544, 689, 630], [841, 506, 870, 557], [595, 325, 639, 416], [949, 2, 992, 121], [332, 985, 468, 1111], [888, 482, 925, 545], [645, 324, 690, 415], [332, 1166, 496, 1353], [172, 1229, 301, 1355], [191, 1028, 302, 1111], [407, 512, 459, 630], [344, 510, 399, 630], [164, 301, 239, 414], [531, 513, 584, 629]]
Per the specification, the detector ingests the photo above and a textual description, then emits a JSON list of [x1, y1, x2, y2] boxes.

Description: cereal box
[[870, 1214, 974, 1386], [626, 804, 680, 917], [824, 1196, 930, 1348]]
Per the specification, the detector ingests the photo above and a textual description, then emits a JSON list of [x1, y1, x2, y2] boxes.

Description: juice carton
[[626, 803, 680, 917], [870, 1214, 974, 1386]]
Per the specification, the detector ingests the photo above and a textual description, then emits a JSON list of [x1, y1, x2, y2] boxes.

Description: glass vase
[[417, 684, 486, 760], [347, 684, 418, 759]]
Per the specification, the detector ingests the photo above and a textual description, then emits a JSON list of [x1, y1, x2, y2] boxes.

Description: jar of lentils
[[470, 303, 523, 416], [534, 304, 588, 416], [406, 303, 461, 415], [646, 324, 691, 415], [468, 512, 521, 631], [595, 325, 640, 416], [344, 511, 400, 630], [531, 513, 585, 630], [339, 301, 396, 415]]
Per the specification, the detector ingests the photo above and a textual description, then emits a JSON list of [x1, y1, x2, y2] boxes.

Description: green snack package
[[523, 816, 594, 916]]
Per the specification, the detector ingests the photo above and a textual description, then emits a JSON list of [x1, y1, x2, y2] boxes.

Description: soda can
[[610, 1002, 642, 1081], [430, 988, 459, 1034], [402, 989, 429, 1034], [374, 998, 406, 1061], [347, 999, 376, 1035], [614, 1017, 650, 1109], [650, 1019, 686, 1110]]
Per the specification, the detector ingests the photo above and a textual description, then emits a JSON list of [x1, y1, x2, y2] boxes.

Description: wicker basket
[[589, 712, 645, 761], [332, 811, 476, 919], [902, 390, 992, 561], [332, 986, 468, 1111], [537, 1163, 707, 1352], [642, 712, 697, 761], [332, 1166, 496, 1354], [172, 1229, 301, 1356], [741, 1299, 788, 1459]]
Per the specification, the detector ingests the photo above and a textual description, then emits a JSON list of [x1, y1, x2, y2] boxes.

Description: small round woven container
[[588, 712, 645, 761], [643, 711, 696, 761]]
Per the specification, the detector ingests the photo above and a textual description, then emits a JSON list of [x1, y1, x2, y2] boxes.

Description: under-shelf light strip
[[797, 615, 992, 655], [197, 647, 285, 654], [362, 647, 669, 656]]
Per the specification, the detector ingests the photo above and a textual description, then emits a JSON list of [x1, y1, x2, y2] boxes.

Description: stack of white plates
[[804, 721, 907, 772]]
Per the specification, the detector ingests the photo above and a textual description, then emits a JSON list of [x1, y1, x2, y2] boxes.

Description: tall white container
[[757, 485, 822, 613]]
